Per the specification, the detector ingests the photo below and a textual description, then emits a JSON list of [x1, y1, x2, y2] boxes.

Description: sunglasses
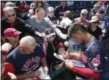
[[7, 14, 15, 17], [81, 14, 87, 16]]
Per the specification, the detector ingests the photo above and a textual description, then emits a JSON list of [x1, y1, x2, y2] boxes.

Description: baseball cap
[[4, 28, 21, 37], [81, 9, 88, 14], [47, 7, 54, 12], [5, 2, 17, 8], [44, 28, 56, 38]]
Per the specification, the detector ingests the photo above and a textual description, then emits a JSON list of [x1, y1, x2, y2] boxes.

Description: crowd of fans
[[1, 1, 109, 80]]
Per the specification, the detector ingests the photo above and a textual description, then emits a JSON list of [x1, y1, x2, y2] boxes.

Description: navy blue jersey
[[6, 46, 44, 74], [82, 37, 109, 79]]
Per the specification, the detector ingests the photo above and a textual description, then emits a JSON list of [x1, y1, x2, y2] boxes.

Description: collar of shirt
[[85, 36, 95, 51]]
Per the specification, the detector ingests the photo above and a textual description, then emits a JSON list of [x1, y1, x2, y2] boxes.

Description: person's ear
[[4, 12, 7, 18], [19, 45, 22, 50]]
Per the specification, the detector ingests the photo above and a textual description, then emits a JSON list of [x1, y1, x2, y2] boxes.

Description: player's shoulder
[[87, 38, 103, 53]]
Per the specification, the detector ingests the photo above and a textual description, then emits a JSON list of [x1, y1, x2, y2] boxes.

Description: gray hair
[[19, 36, 36, 47], [3, 6, 15, 13]]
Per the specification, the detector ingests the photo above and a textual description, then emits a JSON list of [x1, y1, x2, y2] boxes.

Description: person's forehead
[[59, 47, 65, 50], [49, 11, 54, 13], [72, 32, 79, 37], [81, 13, 87, 15], [38, 9, 45, 13], [5, 10, 15, 15]]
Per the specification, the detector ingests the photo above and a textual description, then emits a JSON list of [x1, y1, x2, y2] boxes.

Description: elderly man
[[1, 7, 37, 41], [64, 23, 109, 80], [6, 36, 48, 79]]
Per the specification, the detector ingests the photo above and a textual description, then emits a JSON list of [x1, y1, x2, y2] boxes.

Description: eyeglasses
[[7, 14, 15, 17]]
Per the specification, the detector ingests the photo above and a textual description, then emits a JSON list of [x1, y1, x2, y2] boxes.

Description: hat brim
[[89, 20, 102, 24], [89, 19, 99, 23], [14, 31, 22, 36]]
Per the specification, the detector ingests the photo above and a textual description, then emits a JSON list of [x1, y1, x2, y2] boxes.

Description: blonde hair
[[64, 10, 72, 18]]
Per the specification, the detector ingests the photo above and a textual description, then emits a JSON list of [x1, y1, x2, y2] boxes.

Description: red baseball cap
[[4, 28, 21, 37]]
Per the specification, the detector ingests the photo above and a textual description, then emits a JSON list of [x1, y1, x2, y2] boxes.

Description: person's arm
[[71, 66, 100, 79], [7, 72, 17, 80], [65, 49, 105, 79], [4, 62, 39, 79], [19, 18, 42, 38], [35, 31, 43, 37], [41, 57, 49, 73], [98, 35, 102, 42], [24, 22, 45, 38], [51, 25, 67, 39], [15, 71, 39, 79], [65, 60, 100, 79], [63, 52, 82, 60], [5, 62, 39, 79], [41, 57, 47, 67]]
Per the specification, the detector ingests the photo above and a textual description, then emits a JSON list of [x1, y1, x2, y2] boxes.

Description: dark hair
[[35, 1, 44, 8], [34, 7, 44, 14], [33, 1, 44, 14], [68, 23, 87, 37]]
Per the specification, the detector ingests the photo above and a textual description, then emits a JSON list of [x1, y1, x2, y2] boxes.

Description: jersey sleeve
[[83, 48, 105, 73]]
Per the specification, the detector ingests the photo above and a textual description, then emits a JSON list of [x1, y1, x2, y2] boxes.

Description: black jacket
[[55, 5, 70, 20], [1, 17, 35, 37]]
